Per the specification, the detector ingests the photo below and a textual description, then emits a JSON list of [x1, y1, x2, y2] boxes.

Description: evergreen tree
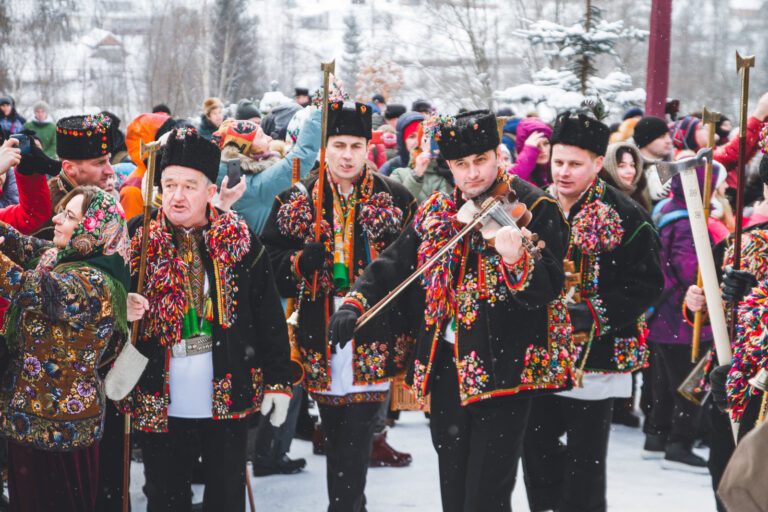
[[341, 13, 362, 98], [210, 0, 261, 101], [497, 5, 647, 118]]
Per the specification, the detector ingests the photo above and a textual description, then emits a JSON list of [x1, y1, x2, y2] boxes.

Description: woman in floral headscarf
[[0, 185, 130, 512]]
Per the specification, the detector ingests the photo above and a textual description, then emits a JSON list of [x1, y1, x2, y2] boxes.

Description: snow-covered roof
[[80, 28, 122, 49]]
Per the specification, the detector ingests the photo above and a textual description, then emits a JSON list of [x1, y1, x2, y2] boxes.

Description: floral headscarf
[[38, 188, 131, 288]]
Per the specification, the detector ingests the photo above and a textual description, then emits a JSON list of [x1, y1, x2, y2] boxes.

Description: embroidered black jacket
[[261, 168, 416, 400], [347, 175, 573, 406], [122, 209, 292, 433], [560, 178, 664, 373]]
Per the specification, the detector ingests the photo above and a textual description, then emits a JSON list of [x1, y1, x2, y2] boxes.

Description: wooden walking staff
[[691, 107, 721, 363], [122, 140, 161, 512], [311, 59, 335, 300], [730, 51, 756, 337]]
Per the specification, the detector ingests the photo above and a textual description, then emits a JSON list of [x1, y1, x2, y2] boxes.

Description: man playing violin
[[328, 109, 573, 512], [261, 100, 416, 512], [522, 111, 664, 512]]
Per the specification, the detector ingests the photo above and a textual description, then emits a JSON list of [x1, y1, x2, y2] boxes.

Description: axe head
[[701, 107, 721, 126], [321, 60, 335, 75], [139, 139, 161, 161], [652, 147, 714, 185], [736, 51, 756, 72]]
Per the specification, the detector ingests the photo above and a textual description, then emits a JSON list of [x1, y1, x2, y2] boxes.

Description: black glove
[[568, 302, 594, 333], [722, 265, 758, 304], [15, 138, 62, 176], [709, 364, 731, 412], [328, 304, 360, 349], [297, 242, 327, 276]]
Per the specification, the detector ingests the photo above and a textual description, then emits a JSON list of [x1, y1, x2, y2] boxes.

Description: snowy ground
[[129, 411, 715, 511]]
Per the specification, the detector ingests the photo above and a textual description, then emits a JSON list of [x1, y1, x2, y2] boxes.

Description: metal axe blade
[[649, 147, 713, 185], [701, 107, 721, 127], [736, 51, 756, 72]]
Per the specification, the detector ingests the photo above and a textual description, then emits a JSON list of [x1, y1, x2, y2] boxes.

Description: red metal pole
[[644, 0, 672, 118]]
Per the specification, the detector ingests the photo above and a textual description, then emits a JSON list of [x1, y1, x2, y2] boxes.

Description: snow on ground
[[130, 411, 715, 511]]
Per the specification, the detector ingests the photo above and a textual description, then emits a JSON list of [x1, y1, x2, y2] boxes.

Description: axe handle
[[679, 169, 731, 365], [691, 122, 718, 362]]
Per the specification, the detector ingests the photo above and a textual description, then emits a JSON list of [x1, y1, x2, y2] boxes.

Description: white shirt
[[557, 371, 632, 401], [168, 276, 215, 418], [315, 297, 390, 397]]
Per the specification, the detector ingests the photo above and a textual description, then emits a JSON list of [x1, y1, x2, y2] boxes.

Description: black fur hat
[[436, 110, 499, 161], [157, 127, 221, 186], [551, 111, 610, 157], [56, 114, 114, 160], [326, 101, 372, 142]]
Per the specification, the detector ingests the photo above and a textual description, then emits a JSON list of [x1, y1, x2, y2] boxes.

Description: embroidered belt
[[171, 335, 213, 358]]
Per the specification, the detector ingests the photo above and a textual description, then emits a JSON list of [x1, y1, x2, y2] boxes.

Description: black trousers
[[430, 347, 531, 512], [96, 400, 127, 512], [522, 395, 613, 512], [318, 400, 380, 512], [706, 401, 735, 512], [137, 417, 248, 512], [643, 341, 704, 443]]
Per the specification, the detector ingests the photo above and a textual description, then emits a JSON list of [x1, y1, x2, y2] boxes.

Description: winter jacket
[[261, 168, 416, 401], [122, 209, 292, 432], [551, 177, 664, 373], [0, 172, 52, 328], [389, 155, 454, 204], [501, 117, 521, 158], [119, 112, 175, 220], [0, 223, 120, 450], [197, 114, 219, 140], [511, 118, 552, 188], [0, 170, 18, 209], [23, 119, 57, 158], [647, 166, 717, 346], [0, 101, 25, 135], [672, 115, 764, 188], [216, 108, 321, 234], [378, 112, 425, 176], [347, 175, 573, 406]]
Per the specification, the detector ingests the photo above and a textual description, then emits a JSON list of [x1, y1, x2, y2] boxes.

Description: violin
[[455, 181, 544, 260], [355, 181, 544, 331]]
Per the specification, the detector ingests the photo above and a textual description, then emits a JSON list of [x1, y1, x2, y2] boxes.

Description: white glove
[[261, 391, 291, 427]]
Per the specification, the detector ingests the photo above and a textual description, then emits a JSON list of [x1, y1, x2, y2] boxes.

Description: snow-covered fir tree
[[341, 13, 363, 98], [496, 5, 647, 120]]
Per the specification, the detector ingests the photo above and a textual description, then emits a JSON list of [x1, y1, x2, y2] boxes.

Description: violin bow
[[355, 197, 498, 331]]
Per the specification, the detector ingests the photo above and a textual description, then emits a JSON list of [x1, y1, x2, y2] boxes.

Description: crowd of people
[[0, 79, 767, 512]]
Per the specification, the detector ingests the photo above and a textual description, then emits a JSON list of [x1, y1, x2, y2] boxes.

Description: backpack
[[651, 197, 688, 229]]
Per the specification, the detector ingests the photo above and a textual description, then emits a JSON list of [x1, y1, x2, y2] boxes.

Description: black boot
[[641, 433, 666, 460], [661, 441, 708, 473], [252, 454, 307, 476]]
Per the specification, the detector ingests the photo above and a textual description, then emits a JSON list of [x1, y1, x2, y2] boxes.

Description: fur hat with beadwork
[[157, 127, 221, 186], [326, 101, 372, 142], [551, 111, 610, 157], [56, 113, 114, 160], [435, 110, 499, 161]]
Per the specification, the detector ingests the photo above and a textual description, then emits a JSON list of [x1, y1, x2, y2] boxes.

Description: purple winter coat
[[511, 118, 553, 188], [647, 166, 716, 345]]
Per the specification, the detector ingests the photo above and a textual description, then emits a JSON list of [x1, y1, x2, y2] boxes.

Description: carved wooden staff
[[311, 60, 335, 300], [729, 52, 755, 337], [691, 107, 720, 362], [123, 139, 161, 512]]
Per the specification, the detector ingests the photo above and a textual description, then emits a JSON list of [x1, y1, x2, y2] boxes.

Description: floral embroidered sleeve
[[0, 221, 53, 266], [0, 252, 109, 324], [505, 197, 568, 309]]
